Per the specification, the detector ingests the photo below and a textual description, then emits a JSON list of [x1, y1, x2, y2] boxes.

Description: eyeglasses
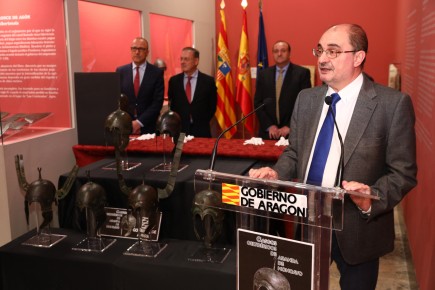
[[312, 48, 356, 59], [131, 47, 148, 52]]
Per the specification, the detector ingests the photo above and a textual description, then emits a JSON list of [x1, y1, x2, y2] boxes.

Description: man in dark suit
[[254, 40, 311, 140], [168, 47, 217, 137], [249, 24, 417, 290], [116, 37, 164, 134]]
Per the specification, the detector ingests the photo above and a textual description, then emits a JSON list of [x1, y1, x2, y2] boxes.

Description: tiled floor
[[329, 206, 419, 290]]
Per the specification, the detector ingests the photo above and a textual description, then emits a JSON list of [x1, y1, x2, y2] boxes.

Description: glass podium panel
[[194, 169, 379, 290]]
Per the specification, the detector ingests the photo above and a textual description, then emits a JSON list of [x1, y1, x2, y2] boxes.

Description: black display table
[[0, 228, 236, 290], [58, 155, 257, 243]]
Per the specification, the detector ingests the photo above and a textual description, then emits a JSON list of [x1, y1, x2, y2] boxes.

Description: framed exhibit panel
[[149, 13, 193, 99]]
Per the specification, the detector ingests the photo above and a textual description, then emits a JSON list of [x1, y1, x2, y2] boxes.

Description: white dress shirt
[[305, 73, 363, 187]]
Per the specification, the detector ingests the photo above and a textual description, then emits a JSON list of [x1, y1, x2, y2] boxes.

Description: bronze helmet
[[75, 178, 107, 235], [129, 182, 158, 211], [192, 189, 224, 248], [105, 101, 132, 151], [253, 267, 291, 290], [76, 181, 107, 211], [128, 182, 159, 234], [25, 168, 56, 229], [154, 58, 167, 71], [156, 110, 181, 139], [26, 168, 56, 212]]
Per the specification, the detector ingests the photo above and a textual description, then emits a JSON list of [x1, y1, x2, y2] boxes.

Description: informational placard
[[99, 207, 162, 242], [238, 229, 313, 290], [0, 0, 70, 128]]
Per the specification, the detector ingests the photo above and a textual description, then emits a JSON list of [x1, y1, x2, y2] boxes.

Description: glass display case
[[0, 0, 71, 144]]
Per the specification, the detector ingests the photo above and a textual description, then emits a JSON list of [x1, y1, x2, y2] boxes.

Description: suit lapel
[[179, 74, 187, 100], [343, 78, 377, 166], [191, 72, 202, 104], [138, 62, 150, 94], [281, 63, 293, 93]]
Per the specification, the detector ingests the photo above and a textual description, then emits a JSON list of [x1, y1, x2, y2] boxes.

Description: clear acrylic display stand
[[194, 169, 379, 290], [123, 211, 167, 258], [22, 203, 66, 248], [124, 240, 167, 258], [188, 245, 231, 264], [72, 208, 116, 253], [151, 134, 188, 172], [101, 151, 141, 171]]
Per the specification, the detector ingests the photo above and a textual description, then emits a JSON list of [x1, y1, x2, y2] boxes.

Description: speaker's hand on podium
[[249, 167, 278, 180], [342, 180, 372, 212]]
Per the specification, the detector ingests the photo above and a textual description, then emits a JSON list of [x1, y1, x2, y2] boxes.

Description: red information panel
[[0, 0, 70, 129], [78, 1, 141, 73], [149, 14, 192, 99]]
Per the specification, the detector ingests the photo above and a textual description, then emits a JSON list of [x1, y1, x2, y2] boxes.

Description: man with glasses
[[254, 40, 311, 140], [249, 24, 416, 290], [116, 37, 164, 134]]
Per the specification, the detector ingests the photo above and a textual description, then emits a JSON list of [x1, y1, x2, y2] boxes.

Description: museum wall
[[397, 1, 435, 290], [217, 0, 399, 86], [218, 1, 433, 289], [0, 0, 215, 244], [1, 0, 433, 288]]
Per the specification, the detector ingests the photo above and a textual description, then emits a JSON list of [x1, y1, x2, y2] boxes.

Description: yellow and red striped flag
[[236, 5, 254, 135], [215, 1, 237, 139], [222, 183, 240, 205]]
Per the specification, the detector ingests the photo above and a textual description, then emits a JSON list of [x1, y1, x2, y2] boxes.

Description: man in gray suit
[[249, 24, 417, 290]]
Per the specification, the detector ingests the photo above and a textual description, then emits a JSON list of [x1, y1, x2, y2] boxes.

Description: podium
[[194, 169, 379, 290]]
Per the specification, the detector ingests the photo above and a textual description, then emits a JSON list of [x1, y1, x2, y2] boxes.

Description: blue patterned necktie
[[306, 93, 341, 186]]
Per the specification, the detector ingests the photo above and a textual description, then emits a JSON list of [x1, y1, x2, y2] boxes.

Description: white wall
[[0, 129, 77, 245]]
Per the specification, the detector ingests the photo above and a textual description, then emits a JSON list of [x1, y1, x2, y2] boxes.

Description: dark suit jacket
[[274, 75, 417, 264], [168, 71, 217, 137], [116, 62, 164, 134], [254, 63, 311, 139]]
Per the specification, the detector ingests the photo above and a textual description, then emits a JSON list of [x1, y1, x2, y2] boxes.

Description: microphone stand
[[209, 102, 268, 170]]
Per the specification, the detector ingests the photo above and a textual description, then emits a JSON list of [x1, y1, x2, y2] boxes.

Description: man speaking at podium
[[249, 24, 417, 290]]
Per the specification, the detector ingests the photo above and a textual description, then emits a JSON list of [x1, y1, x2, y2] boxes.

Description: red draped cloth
[[72, 137, 285, 167]]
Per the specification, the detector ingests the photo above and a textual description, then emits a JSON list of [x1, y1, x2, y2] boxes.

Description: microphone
[[325, 96, 345, 187], [209, 99, 273, 170]]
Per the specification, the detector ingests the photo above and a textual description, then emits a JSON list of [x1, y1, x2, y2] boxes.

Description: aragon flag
[[215, 4, 237, 139]]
